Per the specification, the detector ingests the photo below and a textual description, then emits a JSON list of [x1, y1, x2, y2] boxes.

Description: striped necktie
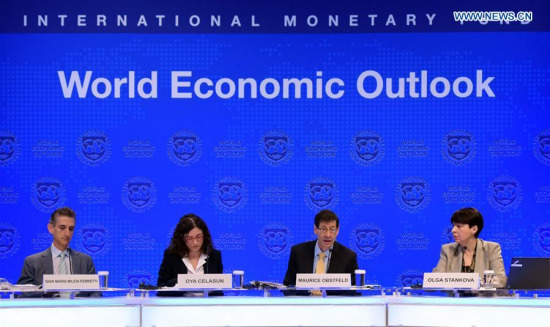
[[58, 251, 68, 275]]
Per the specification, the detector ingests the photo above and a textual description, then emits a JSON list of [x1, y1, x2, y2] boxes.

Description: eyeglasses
[[318, 227, 337, 235], [185, 234, 204, 242]]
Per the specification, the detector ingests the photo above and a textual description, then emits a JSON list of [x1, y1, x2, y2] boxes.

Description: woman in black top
[[157, 213, 223, 295]]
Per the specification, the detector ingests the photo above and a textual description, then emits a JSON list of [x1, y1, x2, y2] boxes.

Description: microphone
[[68, 248, 73, 275], [204, 245, 210, 274], [326, 249, 333, 272]]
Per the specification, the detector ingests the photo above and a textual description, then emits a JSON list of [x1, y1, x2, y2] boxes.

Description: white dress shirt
[[182, 253, 208, 274], [181, 253, 208, 297]]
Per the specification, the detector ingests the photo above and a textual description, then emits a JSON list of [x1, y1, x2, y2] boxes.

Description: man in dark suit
[[17, 207, 98, 296], [283, 209, 359, 295]]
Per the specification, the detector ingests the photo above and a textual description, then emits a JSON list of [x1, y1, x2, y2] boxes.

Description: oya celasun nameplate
[[176, 273, 232, 289]]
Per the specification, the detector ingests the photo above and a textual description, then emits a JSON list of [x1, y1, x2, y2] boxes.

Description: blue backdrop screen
[[1, 1, 549, 289]]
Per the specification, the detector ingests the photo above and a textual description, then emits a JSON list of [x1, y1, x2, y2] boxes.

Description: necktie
[[316, 252, 326, 274], [58, 251, 68, 275], [312, 252, 326, 296]]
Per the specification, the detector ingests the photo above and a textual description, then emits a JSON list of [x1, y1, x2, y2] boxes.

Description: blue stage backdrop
[[0, 0, 549, 289]]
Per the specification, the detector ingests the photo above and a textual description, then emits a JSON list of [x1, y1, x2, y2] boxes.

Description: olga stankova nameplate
[[423, 272, 480, 290]]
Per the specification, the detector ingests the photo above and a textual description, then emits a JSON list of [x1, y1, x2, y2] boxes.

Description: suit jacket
[[433, 238, 507, 288], [17, 247, 98, 297], [283, 240, 359, 296], [17, 247, 96, 285], [157, 248, 223, 296]]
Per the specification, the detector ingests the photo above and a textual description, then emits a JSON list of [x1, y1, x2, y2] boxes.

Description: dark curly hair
[[168, 213, 214, 257]]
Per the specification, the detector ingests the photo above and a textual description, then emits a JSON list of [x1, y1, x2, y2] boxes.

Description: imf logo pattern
[[395, 177, 431, 213], [350, 130, 384, 166], [76, 223, 112, 257], [396, 269, 424, 287], [257, 223, 293, 259], [487, 176, 523, 212], [122, 177, 157, 213], [31, 177, 66, 212], [258, 130, 294, 166], [533, 223, 550, 256], [0, 223, 20, 259], [533, 130, 550, 165], [76, 130, 111, 166], [31, 232, 52, 251], [123, 270, 153, 289], [304, 177, 339, 211], [441, 130, 476, 165], [213, 177, 248, 213], [167, 130, 202, 166], [350, 223, 385, 259], [441, 225, 455, 245], [0, 130, 19, 166]]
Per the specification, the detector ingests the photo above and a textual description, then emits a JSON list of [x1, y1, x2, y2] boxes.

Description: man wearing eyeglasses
[[283, 209, 359, 295]]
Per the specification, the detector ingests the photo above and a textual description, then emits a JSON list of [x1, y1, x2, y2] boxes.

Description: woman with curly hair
[[157, 213, 223, 295]]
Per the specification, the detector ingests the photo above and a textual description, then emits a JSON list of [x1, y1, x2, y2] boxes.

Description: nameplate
[[296, 273, 351, 288], [176, 274, 232, 289], [43, 274, 99, 290], [423, 272, 479, 289]]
